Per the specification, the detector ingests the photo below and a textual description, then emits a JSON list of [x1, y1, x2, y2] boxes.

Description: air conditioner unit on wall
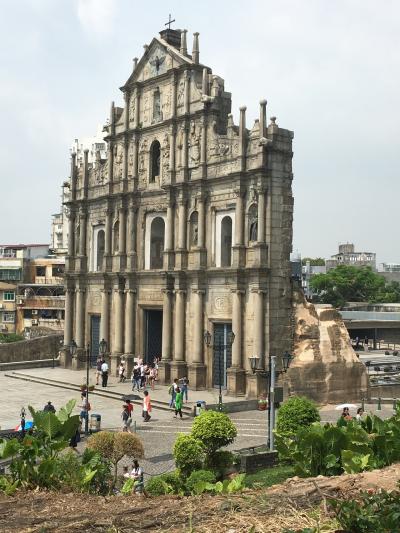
[[31, 319, 38, 326]]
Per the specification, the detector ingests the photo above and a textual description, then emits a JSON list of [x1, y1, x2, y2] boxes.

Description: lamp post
[[248, 351, 293, 451], [204, 329, 235, 411]]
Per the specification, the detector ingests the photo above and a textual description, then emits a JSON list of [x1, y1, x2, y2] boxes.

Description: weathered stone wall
[[287, 291, 369, 403], [0, 334, 62, 364]]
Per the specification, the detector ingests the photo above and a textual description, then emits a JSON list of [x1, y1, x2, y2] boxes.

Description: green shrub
[[159, 470, 185, 494], [0, 333, 24, 343], [276, 396, 320, 437], [191, 411, 237, 455], [145, 475, 172, 496], [205, 450, 234, 478], [173, 434, 205, 477], [186, 469, 216, 493]]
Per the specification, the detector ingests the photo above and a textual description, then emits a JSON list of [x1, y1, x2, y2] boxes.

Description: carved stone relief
[[129, 92, 135, 124], [189, 121, 200, 165], [114, 144, 123, 180], [161, 133, 170, 184]]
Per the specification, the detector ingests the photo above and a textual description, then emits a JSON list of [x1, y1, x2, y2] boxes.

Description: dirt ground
[[0, 463, 399, 533]]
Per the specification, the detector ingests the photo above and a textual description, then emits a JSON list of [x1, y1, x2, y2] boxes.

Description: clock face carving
[[148, 47, 167, 77]]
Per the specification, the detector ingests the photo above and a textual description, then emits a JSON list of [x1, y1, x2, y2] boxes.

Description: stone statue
[[249, 213, 258, 242], [129, 93, 135, 123], [189, 121, 200, 164], [177, 80, 185, 107], [192, 223, 198, 246]]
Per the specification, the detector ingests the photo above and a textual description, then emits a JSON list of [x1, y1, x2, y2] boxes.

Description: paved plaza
[[0, 367, 397, 478]]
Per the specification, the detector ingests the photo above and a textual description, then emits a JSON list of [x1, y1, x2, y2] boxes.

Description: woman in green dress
[[174, 387, 183, 419]]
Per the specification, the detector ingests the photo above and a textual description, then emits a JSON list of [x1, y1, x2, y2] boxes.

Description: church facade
[[62, 27, 294, 397]]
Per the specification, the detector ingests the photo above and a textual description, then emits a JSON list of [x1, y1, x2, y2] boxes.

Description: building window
[[52, 265, 64, 276], [189, 211, 199, 249], [92, 225, 105, 272], [113, 221, 120, 254], [96, 229, 105, 271], [221, 216, 233, 267], [0, 269, 21, 281], [3, 291, 15, 301], [150, 140, 161, 182], [150, 217, 165, 269], [2, 312, 15, 323], [36, 266, 46, 277], [152, 88, 161, 122]]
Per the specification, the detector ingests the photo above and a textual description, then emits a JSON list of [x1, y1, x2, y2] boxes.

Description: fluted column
[[63, 288, 74, 345], [200, 118, 207, 177], [67, 210, 75, 257], [124, 91, 129, 131], [253, 290, 264, 360], [113, 289, 124, 354], [118, 207, 126, 255], [257, 189, 266, 243], [124, 289, 136, 354], [169, 128, 176, 176], [78, 211, 87, 256], [162, 289, 173, 361], [259, 99, 267, 138], [165, 201, 174, 251], [198, 197, 205, 248], [132, 134, 138, 182], [184, 70, 190, 114], [174, 290, 186, 361], [75, 288, 85, 348], [105, 209, 112, 256], [83, 149, 89, 198], [126, 205, 136, 254], [100, 289, 110, 345], [134, 90, 140, 128], [234, 191, 244, 246], [231, 290, 244, 367], [182, 124, 189, 178], [239, 106, 247, 171], [171, 75, 177, 118], [177, 200, 187, 250], [192, 290, 204, 363], [70, 152, 77, 200]]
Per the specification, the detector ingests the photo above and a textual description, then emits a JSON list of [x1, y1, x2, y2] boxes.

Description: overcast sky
[[0, 0, 398, 263]]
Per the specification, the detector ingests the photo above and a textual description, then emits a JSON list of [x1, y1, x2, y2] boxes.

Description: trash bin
[[194, 401, 206, 416], [90, 414, 101, 432]]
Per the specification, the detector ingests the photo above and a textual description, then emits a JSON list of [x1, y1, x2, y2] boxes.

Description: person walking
[[122, 404, 132, 432], [140, 363, 146, 389], [168, 378, 179, 408], [148, 365, 156, 391], [125, 399, 133, 418], [95, 357, 104, 386], [179, 377, 189, 402], [132, 364, 141, 391], [43, 401, 56, 413], [142, 390, 152, 422], [118, 361, 126, 383], [79, 392, 91, 424], [174, 387, 183, 419], [101, 359, 109, 387]]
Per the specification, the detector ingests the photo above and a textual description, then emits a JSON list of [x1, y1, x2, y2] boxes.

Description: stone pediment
[[124, 37, 193, 87]]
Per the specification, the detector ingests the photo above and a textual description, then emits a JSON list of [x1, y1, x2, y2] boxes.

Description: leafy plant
[[121, 477, 136, 495], [186, 469, 216, 493], [87, 431, 144, 485], [158, 470, 185, 494], [0, 476, 18, 495], [145, 475, 173, 496], [205, 450, 235, 478], [173, 434, 205, 477], [191, 411, 237, 456], [276, 396, 320, 438], [193, 473, 246, 495]]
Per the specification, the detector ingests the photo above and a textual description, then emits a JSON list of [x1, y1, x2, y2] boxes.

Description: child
[[142, 390, 151, 422]]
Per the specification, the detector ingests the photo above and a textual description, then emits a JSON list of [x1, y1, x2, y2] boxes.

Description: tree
[[87, 431, 144, 485], [302, 257, 326, 266], [309, 265, 400, 308]]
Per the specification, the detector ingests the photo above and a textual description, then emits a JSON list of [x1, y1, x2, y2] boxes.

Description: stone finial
[[259, 99, 267, 138], [202, 68, 208, 95], [270, 116, 277, 124], [133, 57, 138, 70], [239, 107, 246, 138], [180, 29, 188, 56], [143, 44, 149, 53], [110, 101, 115, 125], [192, 32, 199, 64]]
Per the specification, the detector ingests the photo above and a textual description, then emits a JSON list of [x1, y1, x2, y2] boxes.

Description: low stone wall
[[0, 334, 63, 364], [236, 446, 277, 473]]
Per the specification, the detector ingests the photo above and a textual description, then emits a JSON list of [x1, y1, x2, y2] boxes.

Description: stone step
[[5, 372, 193, 415]]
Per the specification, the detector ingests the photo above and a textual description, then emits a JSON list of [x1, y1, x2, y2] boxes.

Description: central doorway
[[90, 315, 101, 367], [213, 323, 232, 388], [144, 309, 163, 364]]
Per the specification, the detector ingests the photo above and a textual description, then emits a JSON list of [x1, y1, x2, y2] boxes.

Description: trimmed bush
[[145, 475, 172, 496], [159, 470, 185, 494], [191, 411, 237, 455], [173, 434, 205, 477], [186, 469, 216, 492], [205, 450, 235, 478], [276, 396, 320, 437]]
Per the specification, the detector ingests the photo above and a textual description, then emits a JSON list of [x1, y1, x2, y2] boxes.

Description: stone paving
[[0, 367, 397, 479]]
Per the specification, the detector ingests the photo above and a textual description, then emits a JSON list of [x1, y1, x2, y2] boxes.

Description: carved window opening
[[96, 230, 105, 271], [221, 216, 232, 267], [150, 141, 161, 182], [113, 221, 119, 254], [152, 88, 161, 123], [150, 217, 165, 269], [189, 211, 199, 249], [248, 204, 258, 243]]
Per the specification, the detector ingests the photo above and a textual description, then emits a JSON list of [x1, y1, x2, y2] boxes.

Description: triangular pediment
[[123, 37, 193, 88]]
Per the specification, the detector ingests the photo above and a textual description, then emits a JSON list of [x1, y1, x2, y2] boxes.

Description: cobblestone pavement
[[0, 368, 397, 479]]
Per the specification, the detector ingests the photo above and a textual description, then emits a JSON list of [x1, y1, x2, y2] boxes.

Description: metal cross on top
[[164, 14, 175, 30]]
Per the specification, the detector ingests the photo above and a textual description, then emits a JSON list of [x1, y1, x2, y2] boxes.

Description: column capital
[[174, 289, 187, 295], [233, 187, 245, 199], [101, 289, 112, 295], [251, 288, 267, 294], [114, 288, 125, 295], [76, 288, 86, 294], [192, 289, 205, 295], [162, 288, 174, 295], [257, 186, 267, 196], [231, 289, 245, 295], [125, 288, 137, 295]]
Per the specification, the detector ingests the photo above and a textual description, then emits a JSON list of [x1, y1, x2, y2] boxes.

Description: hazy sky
[[0, 0, 399, 263]]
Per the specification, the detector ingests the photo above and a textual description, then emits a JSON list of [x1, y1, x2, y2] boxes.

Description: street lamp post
[[249, 351, 293, 451], [204, 329, 235, 411]]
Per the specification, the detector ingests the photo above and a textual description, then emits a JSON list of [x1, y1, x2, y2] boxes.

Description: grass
[[245, 464, 296, 489]]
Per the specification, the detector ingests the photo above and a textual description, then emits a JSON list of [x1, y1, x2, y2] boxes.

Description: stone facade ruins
[[62, 28, 294, 397]]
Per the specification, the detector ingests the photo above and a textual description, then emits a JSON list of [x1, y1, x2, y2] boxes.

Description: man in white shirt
[[101, 360, 109, 387]]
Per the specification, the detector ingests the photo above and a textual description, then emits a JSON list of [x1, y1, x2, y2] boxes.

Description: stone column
[[70, 152, 77, 200], [171, 289, 187, 379], [100, 289, 110, 345], [234, 191, 244, 246], [227, 289, 246, 396], [171, 75, 177, 118], [78, 211, 87, 256], [198, 197, 205, 248], [177, 201, 186, 250], [118, 207, 126, 254], [134, 90, 140, 128], [75, 288, 85, 348], [83, 149, 89, 198], [159, 289, 172, 384], [67, 210, 75, 258], [132, 135, 139, 183], [124, 289, 136, 375], [257, 189, 266, 242], [61, 287, 74, 368], [122, 137, 128, 190], [111, 289, 124, 376], [126, 205, 137, 270], [124, 91, 129, 131], [259, 99, 267, 138], [184, 70, 190, 114], [169, 128, 176, 178], [239, 106, 247, 171], [200, 117, 207, 178], [188, 289, 206, 390], [246, 289, 266, 399], [104, 208, 112, 271], [182, 124, 189, 179], [164, 197, 175, 269]]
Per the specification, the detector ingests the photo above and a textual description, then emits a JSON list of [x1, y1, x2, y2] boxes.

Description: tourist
[[122, 404, 132, 432], [140, 362, 146, 389], [79, 392, 91, 423], [169, 378, 179, 408], [179, 376, 189, 402], [125, 399, 133, 418], [132, 364, 141, 391], [101, 359, 109, 387], [124, 460, 144, 493], [43, 401, 56, 413], [174, 387, 183, 419], [95, 356, 103, 385], [148, 365, 156, 390], [118, 360, 126, 383], [356, 407, 364, 422], [142, 390, 151, 422], [69, 426, 81, 453]]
